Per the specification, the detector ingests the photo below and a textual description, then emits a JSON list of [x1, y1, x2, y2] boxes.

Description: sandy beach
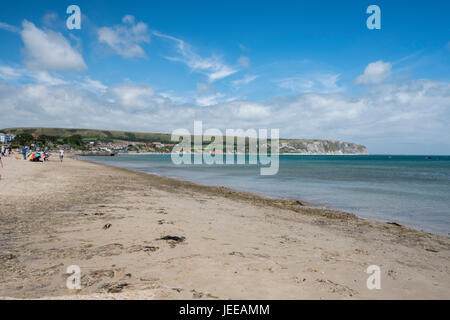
[[0, 155, 448, 299]]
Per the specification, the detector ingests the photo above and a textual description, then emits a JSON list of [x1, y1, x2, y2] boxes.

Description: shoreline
[[0, 155, 449, 299], [80, 155, 450, 240], [80, 155, 449, 237]]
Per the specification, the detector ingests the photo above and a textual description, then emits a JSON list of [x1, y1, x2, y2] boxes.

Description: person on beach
[[22, 146, 28, 160], [59, 149, 64, 162], [0, 153, 3, 181]]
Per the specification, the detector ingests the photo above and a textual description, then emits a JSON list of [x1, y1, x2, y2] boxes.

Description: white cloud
[[109, 85, 156, 110], [80, 77, 108, 93], [20, 20, 86, 71], [0, 65, 68, 87], [0, 64, 71, 87], [0, 82, 193, 130], [122, 15, 135, 25], [30, 71, 67, 86], [97, 15, 150, 58], [276, 73, 344, 93], [195, 82, 226, 106], [0, 78, 449, 154], [195, 93, 225, 107], [0, 22, 20, 33], [234, 101, 270, 119], [0, 66, 22, 80], [355, 60, 392, 85], [159, 91, 188, 104], [232, 75, 258, 88], [269, 80, 450, 148], [153, 31, 237, 82], [317, 74, 342, 91]]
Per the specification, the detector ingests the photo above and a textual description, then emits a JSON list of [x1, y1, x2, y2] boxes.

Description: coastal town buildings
[[0, 133, 16, 144]]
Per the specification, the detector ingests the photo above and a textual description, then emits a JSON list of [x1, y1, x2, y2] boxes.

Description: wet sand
[[0, 155, 449, 299]]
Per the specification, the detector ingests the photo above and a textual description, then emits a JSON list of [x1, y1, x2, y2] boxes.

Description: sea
[[79, 154, 450, 236]]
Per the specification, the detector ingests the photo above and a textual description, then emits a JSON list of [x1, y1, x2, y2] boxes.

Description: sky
[[0, 0, 449, 154]]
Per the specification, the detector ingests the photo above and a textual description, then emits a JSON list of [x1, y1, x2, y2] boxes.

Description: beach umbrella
[[27, 152, 41, 160]]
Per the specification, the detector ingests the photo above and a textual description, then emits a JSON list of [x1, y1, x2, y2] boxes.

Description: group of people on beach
[[1, 145, 12, 157], [20, 146, 64, 162], [0, 147, 65, 181]]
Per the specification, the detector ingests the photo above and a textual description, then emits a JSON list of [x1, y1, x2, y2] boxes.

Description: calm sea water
[[80, 154, 450, 236]]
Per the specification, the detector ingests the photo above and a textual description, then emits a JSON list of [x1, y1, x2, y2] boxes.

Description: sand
[[0, 154, 448, 299]]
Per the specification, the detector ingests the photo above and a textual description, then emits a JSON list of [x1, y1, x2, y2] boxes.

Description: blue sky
[[0, 0, 449, 154]]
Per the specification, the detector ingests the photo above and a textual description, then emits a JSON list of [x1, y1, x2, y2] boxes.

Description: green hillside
[[0, 127, 307, 144], [1, 127, 175, 144]]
